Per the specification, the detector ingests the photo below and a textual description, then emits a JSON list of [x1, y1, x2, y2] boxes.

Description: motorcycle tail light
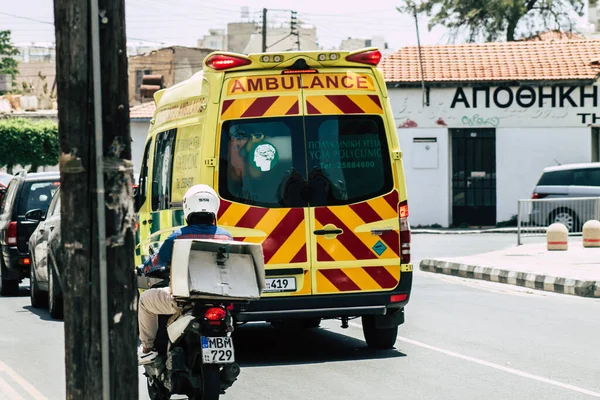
[[204, 307, 226, 321]]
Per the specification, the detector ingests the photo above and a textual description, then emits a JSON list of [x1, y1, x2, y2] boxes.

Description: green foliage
[[0, 30, 19, 81], [398, 0, 585, 42], [0, 118, 59, 171]]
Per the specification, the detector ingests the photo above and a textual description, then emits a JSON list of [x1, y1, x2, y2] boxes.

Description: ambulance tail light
[[205, 54, 252, 70], [346, 49, 382, 66], [399, 201, 410, 264], [532, 192, 548, 199]]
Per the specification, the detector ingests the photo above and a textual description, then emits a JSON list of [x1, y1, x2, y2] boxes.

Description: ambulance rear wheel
[[362, 316, 398, 350]]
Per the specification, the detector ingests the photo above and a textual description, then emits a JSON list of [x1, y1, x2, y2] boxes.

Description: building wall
[[397, 127, 451, 227], [131, 120, 151, 173], [15, 61, 56, 99], [128, 49, 175, 105], [227, 22, 257, 54], [128, 47, 213, 106], [388, 83, 599, 227], [172, 48, 213, 86]]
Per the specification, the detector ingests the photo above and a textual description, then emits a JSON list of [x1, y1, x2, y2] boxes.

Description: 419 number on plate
[[264, 277, 296, 293]]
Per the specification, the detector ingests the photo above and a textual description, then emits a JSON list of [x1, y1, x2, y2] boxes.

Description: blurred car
[[0, 171, 60, 296], [0, 173, 13, 187], [0, 173, 13, 206], [529, 163, 600, 232], [28, 187, 63, 319]]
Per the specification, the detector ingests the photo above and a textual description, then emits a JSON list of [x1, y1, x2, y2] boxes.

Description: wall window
[[135, 68, 152, 98], [152, 129, 177, 211]]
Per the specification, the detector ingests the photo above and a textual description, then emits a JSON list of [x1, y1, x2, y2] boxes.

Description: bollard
[[547, 223, 568, 251], [582, 220, 600, 248]]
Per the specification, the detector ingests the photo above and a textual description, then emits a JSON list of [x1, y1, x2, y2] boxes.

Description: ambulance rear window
[[218, 115, 393, 208], [219, 117, 303, 208], [305, 115, 393, 206]]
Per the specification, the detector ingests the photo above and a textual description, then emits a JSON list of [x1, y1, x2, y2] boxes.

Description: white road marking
[[0, 374, 26, 400], [0, 360, 48, 400], [348, 322, 600, 398]]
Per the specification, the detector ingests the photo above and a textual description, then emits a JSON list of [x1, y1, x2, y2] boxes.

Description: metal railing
[[517, 197, 600, 245]]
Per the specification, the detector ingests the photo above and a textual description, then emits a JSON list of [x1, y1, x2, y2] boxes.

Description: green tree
[[399, 0, 585, 42], [0, 118, 59, 173], [0, 30, 19, 85]]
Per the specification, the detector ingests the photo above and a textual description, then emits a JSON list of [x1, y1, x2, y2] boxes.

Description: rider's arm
[[143, 231, 179, 275]]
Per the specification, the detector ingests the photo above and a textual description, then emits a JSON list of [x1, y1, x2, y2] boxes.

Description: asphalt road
[[1, 234, 599, 400]]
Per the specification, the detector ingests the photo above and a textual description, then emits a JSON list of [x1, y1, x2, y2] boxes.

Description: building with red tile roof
[[129, 101, 156, 121], [380, 39, 600, 85], [380, 39, 600, 229]]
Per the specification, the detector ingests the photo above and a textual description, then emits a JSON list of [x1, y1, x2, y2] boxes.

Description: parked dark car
[[0, 171, 60, 296], [28, 187, 63, 319]]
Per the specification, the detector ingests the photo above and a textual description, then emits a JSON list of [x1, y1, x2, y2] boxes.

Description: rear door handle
[[142, 219, 153, 225], [314, 229, 343, 235]]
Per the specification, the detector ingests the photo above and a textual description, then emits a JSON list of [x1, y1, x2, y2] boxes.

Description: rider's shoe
[[138, 345, 158, 365]]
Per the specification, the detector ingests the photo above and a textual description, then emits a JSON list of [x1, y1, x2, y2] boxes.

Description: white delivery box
[[170, 239, 265, 301]]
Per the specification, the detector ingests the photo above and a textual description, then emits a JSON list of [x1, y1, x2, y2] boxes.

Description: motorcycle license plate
[[264, 277, 296, 293], [201, 336, 235, 364]]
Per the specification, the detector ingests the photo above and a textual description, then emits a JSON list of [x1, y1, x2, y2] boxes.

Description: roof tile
[[129, 101, 156, 119], [380, 40, 600, 83]]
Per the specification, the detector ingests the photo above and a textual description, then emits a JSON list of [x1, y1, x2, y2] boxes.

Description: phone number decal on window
[[320, 161, 376, 170]]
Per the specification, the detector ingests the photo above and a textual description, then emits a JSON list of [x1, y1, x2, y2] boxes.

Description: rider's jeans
[[139, 287, 179, 349]]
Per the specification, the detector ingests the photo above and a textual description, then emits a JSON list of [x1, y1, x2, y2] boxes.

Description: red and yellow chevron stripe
[[317, 266, 400, 293], [217, 200, 307, 265], [314, 191, 400, 262], [306, 95, 383, 115], [220, 96, 300, 120]]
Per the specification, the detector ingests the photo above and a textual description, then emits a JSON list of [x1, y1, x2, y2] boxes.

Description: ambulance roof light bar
[[205, 54, 252, 70], [345, 49, 382, 66]]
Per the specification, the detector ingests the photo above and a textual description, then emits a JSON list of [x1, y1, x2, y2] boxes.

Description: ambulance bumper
[[234, 271, 412, 322]]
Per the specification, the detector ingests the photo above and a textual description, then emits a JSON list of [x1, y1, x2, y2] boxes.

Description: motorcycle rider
[[137, 184, 233, 365]]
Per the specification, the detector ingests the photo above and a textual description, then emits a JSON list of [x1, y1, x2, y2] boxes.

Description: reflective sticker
[[372, 240, 387, 256], [251, 142, 278, 172]]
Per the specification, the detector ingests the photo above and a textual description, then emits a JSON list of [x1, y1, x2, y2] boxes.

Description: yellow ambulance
[[134, 47, 412, 349]]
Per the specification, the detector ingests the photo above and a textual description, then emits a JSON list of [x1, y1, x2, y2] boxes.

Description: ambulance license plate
[[201, 336, 235, 364], [264, 277, 296, 293]]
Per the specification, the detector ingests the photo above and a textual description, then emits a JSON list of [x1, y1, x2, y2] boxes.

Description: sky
[[0, 0, 593, 51]]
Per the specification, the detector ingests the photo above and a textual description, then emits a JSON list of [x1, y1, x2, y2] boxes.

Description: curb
[[419, 259, 600, 298]]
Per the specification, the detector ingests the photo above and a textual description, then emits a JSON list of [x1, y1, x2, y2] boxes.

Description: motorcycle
[[137, 243, 259, 400]]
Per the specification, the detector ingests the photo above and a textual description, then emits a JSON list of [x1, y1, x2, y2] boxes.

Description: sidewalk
[[412, 227, 546, 234], [419, 238, 600, 298]]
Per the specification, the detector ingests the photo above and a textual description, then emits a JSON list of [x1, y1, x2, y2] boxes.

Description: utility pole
[[290, 11, 300, 51], [53, 0, 138, 398], [262, 8, 267, 52]]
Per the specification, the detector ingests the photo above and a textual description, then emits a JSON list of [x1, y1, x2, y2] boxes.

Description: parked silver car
[[28, 187, 64, 319], [530, 163, 600, 231]]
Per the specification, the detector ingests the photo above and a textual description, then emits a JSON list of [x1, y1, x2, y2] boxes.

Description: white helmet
[[183, 184, 220, 220]]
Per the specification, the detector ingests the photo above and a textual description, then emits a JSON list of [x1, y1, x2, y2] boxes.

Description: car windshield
[[18, 180, 60, 216]]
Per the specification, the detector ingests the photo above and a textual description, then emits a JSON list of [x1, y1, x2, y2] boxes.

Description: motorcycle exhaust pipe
[[220, 363, 241, 384]]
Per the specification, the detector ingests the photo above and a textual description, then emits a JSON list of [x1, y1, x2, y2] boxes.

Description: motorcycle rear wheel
[[191, 364, 221, 400], [147, 381, 169, 400]]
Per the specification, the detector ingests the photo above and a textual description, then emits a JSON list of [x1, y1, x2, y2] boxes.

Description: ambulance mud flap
[[370, 308, 404, 329]]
